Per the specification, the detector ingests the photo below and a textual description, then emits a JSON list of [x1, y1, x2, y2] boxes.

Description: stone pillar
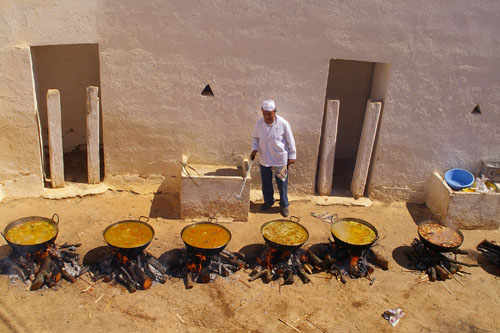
[[317, 99, 340, 195], [46, 89, 64, 188], [351, 101, 382, 198], [86, 86, 100, 184]]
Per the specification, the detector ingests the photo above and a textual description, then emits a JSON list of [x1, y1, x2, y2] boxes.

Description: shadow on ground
[[405, 203, 433, 226], [238, 243, 265, 267], [391, 245, 414, 270]]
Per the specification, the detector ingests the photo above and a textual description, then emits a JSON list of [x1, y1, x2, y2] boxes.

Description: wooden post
[[351, 101, 382, 198], [317, 99, 340, 195], [46, 89, 64, 188], [86, 86, 100, 184]]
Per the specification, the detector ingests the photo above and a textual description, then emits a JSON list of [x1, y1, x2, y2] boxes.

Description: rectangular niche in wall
[[317, 59, 390, 197], [31, 43, 102, 185]]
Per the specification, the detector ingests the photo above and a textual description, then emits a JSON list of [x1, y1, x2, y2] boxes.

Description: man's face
[[262, 110, 276, 124]]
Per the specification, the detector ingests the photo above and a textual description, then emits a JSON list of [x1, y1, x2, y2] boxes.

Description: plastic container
[[444, 168, 474, 191]]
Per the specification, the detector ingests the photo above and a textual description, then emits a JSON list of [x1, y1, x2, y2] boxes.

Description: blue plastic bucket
[[444, 168, 474, 190]]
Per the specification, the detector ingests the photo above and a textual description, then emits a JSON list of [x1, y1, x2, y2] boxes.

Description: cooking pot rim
[[180, 220, 232, 252], [2, 214, 59, 248], [260, 216, 309, 248], [103, 216, 155, 250]]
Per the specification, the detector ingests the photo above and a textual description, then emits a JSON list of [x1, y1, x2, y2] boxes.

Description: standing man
[[250, 99, 296, 217]]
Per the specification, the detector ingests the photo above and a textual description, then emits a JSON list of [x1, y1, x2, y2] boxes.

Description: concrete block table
[[180, 162, 250, 222], [426, 171, 500, 230]]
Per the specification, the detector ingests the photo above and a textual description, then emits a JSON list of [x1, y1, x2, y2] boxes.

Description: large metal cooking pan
[[417, 220, 464, 252], [260, 216, 309, 251], [328, 215, 378, 252], [180, 217, 232, 255], [1, 214, 59, 254], [103, 216, 155, 254]]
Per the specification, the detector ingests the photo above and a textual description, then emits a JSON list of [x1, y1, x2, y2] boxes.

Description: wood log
[[248, 268, 271, 282], [198, 266, 211, 284], [283, 272, 294, 285], [30, 256, 52, 291], [220, 255, 244, 269], [439, 255, 479, 267], [477, 240, 500, 256], [144, 263, 166, 283], [59, 243, 82, 249], [439, 264, 452, 279], [185, 272, 194, 289], [434, 265, 450, 280], [51, 265, 62, 283], [366, 263, 375, 275], [119, 266, 139, 289], [448, 263, 458, 274], [222, 250, 246, 261], [303, 263, 314, 274], [145, 253, 167, 274], [327, 269, 345, 284], [116, 274, 136, 293], [59, 250, 79, 259], [323, 254, 337, 266], [307, 249, 324, 267], [130, 262, 153, 290], [220, 266, 230, 277], [60, 267, 77, 283], [46, 278, 57, 288], [102, 274, 113, 283], [12, 266, 26, 281], [367, 249, 389, 270], [427, 267, 437, 282], [249, 266, 262, 276], [296, 266, 311, 284]]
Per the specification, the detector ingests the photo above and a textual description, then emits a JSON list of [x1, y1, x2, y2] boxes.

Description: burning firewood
[[477, 239, 500, 274], [86, 250, 166, 293], [405, 238, 475, 282], [306, 243, 387, 284], [163, 248, 246, 289], [0, 243, 83, 291], [248, 246, 310, 285]]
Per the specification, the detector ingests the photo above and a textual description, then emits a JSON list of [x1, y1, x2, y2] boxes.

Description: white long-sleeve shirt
[[252, 115, 297, 167]]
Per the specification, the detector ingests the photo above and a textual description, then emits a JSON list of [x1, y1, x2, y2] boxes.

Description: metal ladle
[[235, 159, 254, 201]]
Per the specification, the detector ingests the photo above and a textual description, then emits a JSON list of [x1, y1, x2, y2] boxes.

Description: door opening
[[317, 59, 390, 197], [31, 44, 102, 186]]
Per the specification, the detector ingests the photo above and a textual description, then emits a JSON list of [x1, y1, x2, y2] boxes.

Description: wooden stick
[[238, 278, 252, 289], [453, 275, 465, 287], [176, 314, 185, 324], [439, 280, 452, 294], [95, 294, 104, 304], [233, 292, 263, 313], [278, 318, 301, 332], [306, 318, 327, 333]]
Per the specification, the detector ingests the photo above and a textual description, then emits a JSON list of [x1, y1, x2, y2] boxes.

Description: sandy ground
[[0, 190, 499, 333]]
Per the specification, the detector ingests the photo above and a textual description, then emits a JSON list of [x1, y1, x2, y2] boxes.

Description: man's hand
[[250, 150, 258, 161], [288, 159, 295, 166]]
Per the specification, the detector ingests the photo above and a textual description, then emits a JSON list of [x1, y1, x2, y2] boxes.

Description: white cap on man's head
[[262, 99, 276, 111]]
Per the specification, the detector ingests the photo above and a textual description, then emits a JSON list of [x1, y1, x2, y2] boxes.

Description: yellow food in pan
[[6, 220, 57, 245], [331, 220, 376, 246], [182, 223, 231, 249], [105, 222, 153, 248], [262, 221, 308, 246]]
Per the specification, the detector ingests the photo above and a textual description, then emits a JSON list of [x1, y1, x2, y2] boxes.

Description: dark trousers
[[260, 165, 289, 208]]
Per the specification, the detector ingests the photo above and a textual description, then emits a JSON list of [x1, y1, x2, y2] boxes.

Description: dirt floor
[[0, 190, 498, 333]]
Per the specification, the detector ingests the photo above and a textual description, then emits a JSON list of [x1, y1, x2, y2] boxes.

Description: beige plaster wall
[[1, 1, 500, 203], [0, 1, 99, 198]]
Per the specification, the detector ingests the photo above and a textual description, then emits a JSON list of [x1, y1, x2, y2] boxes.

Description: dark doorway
[[323, 59, 374, 196], [31, 44, 102, 184]]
